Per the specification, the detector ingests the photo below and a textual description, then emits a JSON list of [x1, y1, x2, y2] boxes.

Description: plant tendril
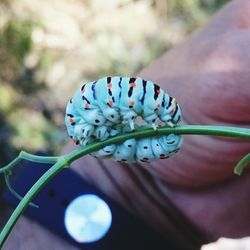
[[4, 171, 39, 208]]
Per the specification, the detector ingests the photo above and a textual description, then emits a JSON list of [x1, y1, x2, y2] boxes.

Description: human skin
[[3, 0, 250, 249], [69, 0, 250, 240]]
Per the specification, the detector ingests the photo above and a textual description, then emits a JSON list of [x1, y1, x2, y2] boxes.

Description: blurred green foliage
[[0, 18, 33, 82], [200, 0, 230, 13], [0, 16, 50, 163], [2, 19, 32, 61], [0, 0, 230, 164]]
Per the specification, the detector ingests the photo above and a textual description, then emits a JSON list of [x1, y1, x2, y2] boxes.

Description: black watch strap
[[3, 159, 173, 250]]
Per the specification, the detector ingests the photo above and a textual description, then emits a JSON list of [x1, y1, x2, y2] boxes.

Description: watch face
[[64, 194, 112, 243]]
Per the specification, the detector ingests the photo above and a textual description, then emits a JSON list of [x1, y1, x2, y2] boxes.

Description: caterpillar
[[65, 76, 182, 162]]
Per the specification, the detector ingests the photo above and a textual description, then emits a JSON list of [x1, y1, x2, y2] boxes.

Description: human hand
[[69, 0, 250, 247], [141, 0, 250, 187]]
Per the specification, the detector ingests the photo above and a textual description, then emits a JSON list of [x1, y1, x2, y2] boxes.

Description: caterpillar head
[[160, 94, 181, 125]]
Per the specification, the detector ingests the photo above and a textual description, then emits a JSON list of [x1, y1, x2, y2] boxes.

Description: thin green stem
[[19, 151, 59, 164], [4, 171, 38, 208], [0, 159, 68, 248], [0, 151, 59, 174], [63, 125, 250, 164], [0, 124, 250, 248], [0, 156, 21, 174]]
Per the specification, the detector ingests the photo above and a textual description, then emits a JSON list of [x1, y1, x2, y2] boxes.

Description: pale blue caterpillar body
[[65, 76, 182, 163]]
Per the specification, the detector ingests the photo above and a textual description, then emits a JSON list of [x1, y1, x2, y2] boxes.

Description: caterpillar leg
[[74, 122, 95, 139], [129, 119, 135, 131], [109, 127, 120, 137], [121, 117, 135, 131], [94, 126, 110, 141], [79, 137, 95, 146], [120, 110, 137, 131], [166, 121, 175, 128], [90, 144, 116, 158], [143, 121, 158, 131], [151, 122, 158, 131], [143, 112, 159, 131]]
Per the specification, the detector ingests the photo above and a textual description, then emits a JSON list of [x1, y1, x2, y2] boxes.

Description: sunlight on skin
[[201, 237, 250, 250]]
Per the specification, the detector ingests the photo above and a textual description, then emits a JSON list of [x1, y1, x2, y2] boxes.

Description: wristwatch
[[3, 157, 174, 250]]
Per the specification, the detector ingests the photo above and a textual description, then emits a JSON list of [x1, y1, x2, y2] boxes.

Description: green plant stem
[[0, 124, 250, 248], [63, 125, 250, 164], [0, 160, 67, 248], [0, 151, 59, 174], [4, 171, 38, 208]]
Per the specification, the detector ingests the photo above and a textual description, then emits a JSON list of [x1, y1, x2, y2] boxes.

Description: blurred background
[[0, 0, 230, 165]]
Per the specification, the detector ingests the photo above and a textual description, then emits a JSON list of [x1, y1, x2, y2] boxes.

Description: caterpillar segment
[[112, 139, 137, 163], [139, 80, 164, 131], [94, 76, 122, 124], [119, 77, 144, 131]]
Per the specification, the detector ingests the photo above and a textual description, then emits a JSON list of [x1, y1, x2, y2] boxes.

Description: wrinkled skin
[[4, 0, 250, 249]]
